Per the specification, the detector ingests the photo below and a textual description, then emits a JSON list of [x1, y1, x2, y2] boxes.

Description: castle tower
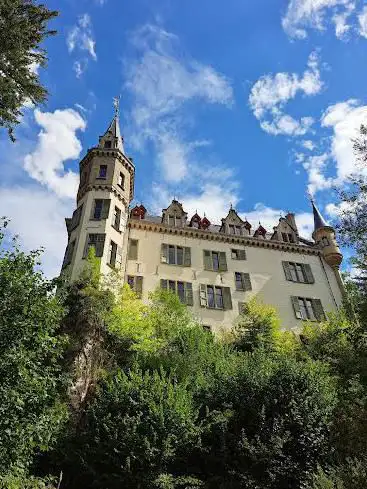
[[61, 100, 135, 281]]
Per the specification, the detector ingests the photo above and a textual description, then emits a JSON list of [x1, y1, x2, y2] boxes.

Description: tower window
[[113, 206, 121, 230], [98, 165, 107, 179], [108, 241, 117, 267], [118, 172, 125, 189], [83, 234, 105, 258], [91, 199, 110, 220], [93, 200, 103, 220], [104, 141, 112, 149]]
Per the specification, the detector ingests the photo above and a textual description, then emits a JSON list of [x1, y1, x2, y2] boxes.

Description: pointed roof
[[312, 200, 328, 231], [102, 114, 125, 153]]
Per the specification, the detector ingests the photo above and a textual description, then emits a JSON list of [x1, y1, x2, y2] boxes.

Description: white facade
[[62, 111, 344, 333]]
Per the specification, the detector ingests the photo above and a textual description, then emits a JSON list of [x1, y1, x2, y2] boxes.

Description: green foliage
[[306, 459, 367, 489], [232, 298, 298, 354], [0, 0, 58, 141], [0, 220, 68, 480]]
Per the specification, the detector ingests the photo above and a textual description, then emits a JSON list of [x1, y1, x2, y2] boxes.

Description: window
[[91, 199, 110, 220], [104, 140, 112, 149], [238, 302, 246, 314], [167, 215, 182, 227], [161, 244, 191, 266], [229, 225, 242, 235], [62, 240, 76, 268], [108, 241, 118, 267], [118, 172, 125, 189], [231, 248, 247, 260], [98, 165, 107, 179], [161, 279, 193, 305], [291, 296, 325, 321], [199, 284, 232, 310], [83, 234, 105, 258], [283, 262, 314, 284], [282, 232, 295, 243], [202, 324, 212, 332], [127, 275, 143, 297], [203, 250, 227, 272], [113, 206, 121, 230], [322, 237, 330, 247], [234, 272, 252, 291], [69, 204, 83, 231], [128, 239, 138, 260]]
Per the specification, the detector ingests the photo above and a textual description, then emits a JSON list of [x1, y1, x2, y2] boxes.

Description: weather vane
[[113, 95, 120, 117]]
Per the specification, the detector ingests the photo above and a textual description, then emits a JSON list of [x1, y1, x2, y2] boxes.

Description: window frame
[[98, 165, 107, 179], [203, 250, 227, 272], [161, 244, 191, 267], [118, 172, 125, 189], [200, 284, 232, 310], [231, 248, 246, 260], [160, 279, 193, 305]]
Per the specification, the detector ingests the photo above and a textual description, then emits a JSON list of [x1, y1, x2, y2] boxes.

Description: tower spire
[[99, 97, 125, 153], [311, 199, 328, 232]]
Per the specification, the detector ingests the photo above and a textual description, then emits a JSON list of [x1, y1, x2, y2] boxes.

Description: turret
[[312, 200, 343, 268]]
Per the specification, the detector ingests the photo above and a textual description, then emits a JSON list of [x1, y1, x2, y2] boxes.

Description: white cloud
[[302, 153, 332, 194], [358, 6, 367, 37], [249, 52, 323, 136], [126, 24, 233, 182], [333, 3, 355, 38], [24, 108, 86, 199], [302, 139, 316, 150], [321, 99, 367, 184], [0, 186, 72, 278], [67, 14, 97, 77], [282, 0, 353, 39]]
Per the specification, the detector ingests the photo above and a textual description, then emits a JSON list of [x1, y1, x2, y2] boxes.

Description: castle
[[62, 107, 344, 333]]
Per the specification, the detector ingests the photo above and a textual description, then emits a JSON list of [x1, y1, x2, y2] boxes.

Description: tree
[[0, 220, 68, 481], [0, 0, 58, 141]]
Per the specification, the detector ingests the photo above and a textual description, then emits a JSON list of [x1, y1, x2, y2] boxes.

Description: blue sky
[[1, 0, 367, 276]]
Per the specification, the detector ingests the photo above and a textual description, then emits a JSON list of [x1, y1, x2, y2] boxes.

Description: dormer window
[[167, 215, 181, 227], [282, 232, 295, 243], [104, 141, 112, 149], [229, 224, 242, 236]]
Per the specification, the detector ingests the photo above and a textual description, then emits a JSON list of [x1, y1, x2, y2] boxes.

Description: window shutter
[[160, 279, 168, 290], [243, 273, 252, 291], [185, 282, 193, 306], [101, 199, 111, 219], [116, 246, 123, 269], [303, 264, 315, 284], [203, 250, 212, 270], [95, 235, 105, 257], [238, 249, 247, 260], [219, 252, 228, 271], [184, 247, 191, 267], [83, 235, 90, 258], [222, 287, 233, 310], [128, 240, 138, 260], [135, 276, 143, 297], [283, 261, 293, 281], [291, 296, 303, 319], [199, 284, 208, 307], [161, 244, 168, 263], [312, 299, 325, 321], [119, 215, 126, 232]]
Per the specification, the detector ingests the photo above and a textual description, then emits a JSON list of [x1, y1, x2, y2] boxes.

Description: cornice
[[128, 219, 321, 256]]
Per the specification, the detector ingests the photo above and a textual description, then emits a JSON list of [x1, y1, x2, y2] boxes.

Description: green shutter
[[128, 239, 138, 260], [199, 284, 208, 307], [95, 235, 105, 257], [116, 246, 123, 269], [312, 299, 325, 321], [161, 244, 168, 263], [160, 279, 168, 290], [83, 235, 90, 258], [135, 276, 143, 297], [184, 247, 191, 267], [101, 199, 111, 219], [283, 261, 293, 281], [185, 282, 193, 306], [203, 250, 212, 270], [291, 296, 303, 319], [243, 273, 252, 291], [238, 249, 247, 260], [219, 252, 227, 271], [303, 264, 315, 284], [222, 287, 232, 310]]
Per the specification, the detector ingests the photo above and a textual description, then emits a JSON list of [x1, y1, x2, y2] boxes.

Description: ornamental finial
[[113, 95, 120, 117]]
